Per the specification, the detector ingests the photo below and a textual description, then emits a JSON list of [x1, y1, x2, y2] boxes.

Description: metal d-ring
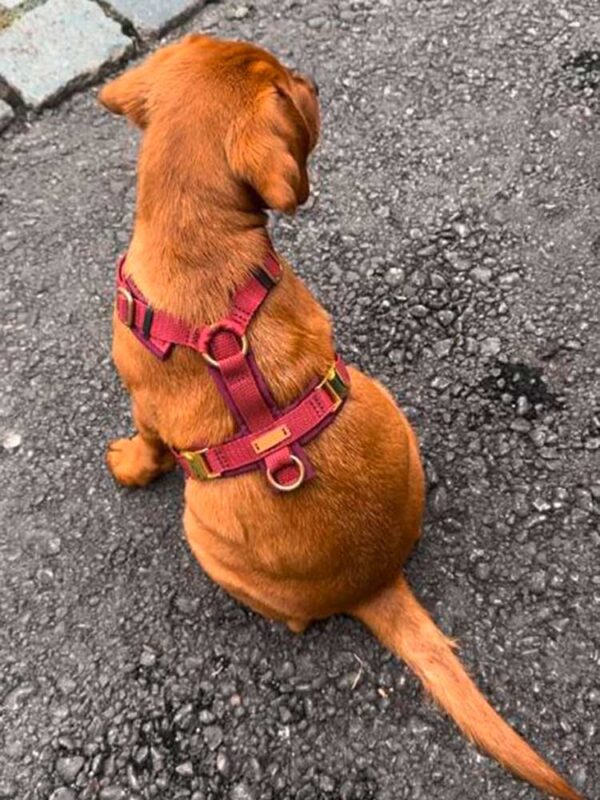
[[200, 325, 248, 369], [116, 286, 134, 327], [266, 455, 306, 492]]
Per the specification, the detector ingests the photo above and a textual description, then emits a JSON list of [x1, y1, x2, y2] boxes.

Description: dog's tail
[[350, 575, 582, 800]]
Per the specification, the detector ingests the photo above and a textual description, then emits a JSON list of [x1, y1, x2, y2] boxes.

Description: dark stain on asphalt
[[563, 50, 600, 90], [481, 361, 562, 418]]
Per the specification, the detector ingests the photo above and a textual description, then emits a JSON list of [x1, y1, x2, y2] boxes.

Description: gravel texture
[[1, 1, 599, 799]]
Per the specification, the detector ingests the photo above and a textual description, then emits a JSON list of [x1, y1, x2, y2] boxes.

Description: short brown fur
[[98, 35, 582, 800]]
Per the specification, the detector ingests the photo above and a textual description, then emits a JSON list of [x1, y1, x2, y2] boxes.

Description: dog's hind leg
[[106, 403, 175, 487]]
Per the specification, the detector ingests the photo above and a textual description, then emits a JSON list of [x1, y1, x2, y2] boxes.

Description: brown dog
[[98, 35, 582, 800]]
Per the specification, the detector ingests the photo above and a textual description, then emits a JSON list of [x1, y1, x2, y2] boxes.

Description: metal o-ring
[[266, 455, 306, 492], [201, 328, 248, 369]]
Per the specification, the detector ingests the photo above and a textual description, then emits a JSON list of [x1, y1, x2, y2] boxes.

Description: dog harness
[[115, 252, 350, 492]]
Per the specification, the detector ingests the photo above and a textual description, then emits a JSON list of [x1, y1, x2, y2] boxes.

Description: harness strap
[[199, 323, 301, 486], [176, 358, 349, 482], [228, 253, 281, 332], [115, 252, 350, 492], [115, 254, 282, 358]]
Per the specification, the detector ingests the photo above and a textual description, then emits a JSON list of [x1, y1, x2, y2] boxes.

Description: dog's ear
[[226, 82, 313, 215], [98, 45, 179, 127], [98, 62, 151, 127]]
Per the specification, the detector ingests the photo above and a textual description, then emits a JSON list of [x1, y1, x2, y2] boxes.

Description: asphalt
[[1, 1, 599, 799]]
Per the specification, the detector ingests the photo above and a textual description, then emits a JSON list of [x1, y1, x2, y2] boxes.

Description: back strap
[[175, 358, 349, 490]]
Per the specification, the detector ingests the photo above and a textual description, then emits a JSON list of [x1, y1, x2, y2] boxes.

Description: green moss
[[0, 9, 13, 30], [0, 1, 48, 31]]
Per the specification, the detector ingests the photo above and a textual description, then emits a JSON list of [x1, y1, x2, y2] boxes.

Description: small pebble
[[481, 337, 502, 356], [385, 267, 405, 287], [216, 752, 231, 777], [530, 571, 547, 594], [2, 431, 22, 451], [175, 761, 194, 777], [204, 725, 224, 751], [516, 395, 531, 416], [56, 756, 84, 784], [49, 791, 76, 800]]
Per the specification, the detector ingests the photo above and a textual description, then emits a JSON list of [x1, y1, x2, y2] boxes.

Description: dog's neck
[[120, 143, 335, 416], [124, 156, 274, 324]]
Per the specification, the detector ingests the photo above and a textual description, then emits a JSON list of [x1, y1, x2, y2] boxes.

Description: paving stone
[[0, 0, 132, 108], [103, 0, 207, 39], [0, 98, 14, 131]]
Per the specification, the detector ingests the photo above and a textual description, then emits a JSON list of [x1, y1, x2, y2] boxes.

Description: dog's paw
[[106, 436, 175, 487], [287, 618, 310, 634]]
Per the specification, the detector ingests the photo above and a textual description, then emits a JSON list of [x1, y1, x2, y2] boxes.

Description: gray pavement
[[1, 1, 599, 799]]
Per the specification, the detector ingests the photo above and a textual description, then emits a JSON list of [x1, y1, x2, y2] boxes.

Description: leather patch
[[251, 425, 291, 454]]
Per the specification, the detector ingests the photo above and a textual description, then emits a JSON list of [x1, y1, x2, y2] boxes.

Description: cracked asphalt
[[1, 1, 600, 799]]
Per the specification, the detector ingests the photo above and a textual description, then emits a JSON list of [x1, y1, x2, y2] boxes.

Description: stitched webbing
[[115, 252, 349, 491]]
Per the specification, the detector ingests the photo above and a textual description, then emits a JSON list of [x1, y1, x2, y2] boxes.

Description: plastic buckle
[[253, 265, 280, 290]]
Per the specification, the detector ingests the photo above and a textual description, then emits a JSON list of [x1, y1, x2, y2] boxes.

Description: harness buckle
[[318, 364, 348, 411], [253, 265, 280, 289], [258, 252, 283, 286], [116, 287, 135, 327], [180, 448, 219, 480]]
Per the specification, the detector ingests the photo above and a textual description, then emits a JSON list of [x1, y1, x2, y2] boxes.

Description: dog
[[98, 34, 582, 800]]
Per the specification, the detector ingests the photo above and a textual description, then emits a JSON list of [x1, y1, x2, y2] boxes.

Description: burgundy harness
[[115, 252, 350, 492]]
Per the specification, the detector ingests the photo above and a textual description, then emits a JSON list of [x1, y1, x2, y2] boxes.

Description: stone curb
[[101, 0, 208, 41], [0, 0, 132, 110], [0, 0, 209, 129], [0, 96, 14, 129]]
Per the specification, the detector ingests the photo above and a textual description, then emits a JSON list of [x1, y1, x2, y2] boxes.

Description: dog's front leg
[[106, 402, 175, 487]]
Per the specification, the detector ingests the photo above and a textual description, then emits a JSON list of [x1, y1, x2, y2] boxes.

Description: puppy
[[98, 35, 582, 800]]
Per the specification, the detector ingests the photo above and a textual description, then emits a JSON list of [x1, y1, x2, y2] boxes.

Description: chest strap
[[115, 253, 349, 492]]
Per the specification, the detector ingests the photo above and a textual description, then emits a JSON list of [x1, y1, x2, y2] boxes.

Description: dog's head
[[98, 35, 320, 215]]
